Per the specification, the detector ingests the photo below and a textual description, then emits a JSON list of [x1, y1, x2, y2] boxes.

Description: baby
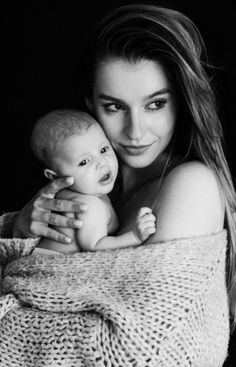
[[30, 109, 156, 253]]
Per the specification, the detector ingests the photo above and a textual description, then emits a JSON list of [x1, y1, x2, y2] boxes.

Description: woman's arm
[[150, 161, 225, 243], [13, 177, 88, 243]]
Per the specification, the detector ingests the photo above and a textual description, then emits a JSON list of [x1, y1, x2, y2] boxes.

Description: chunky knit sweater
[[0, 212, 229, 367]]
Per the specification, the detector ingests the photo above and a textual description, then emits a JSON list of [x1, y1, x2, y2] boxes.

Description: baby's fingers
[[137, 207, 152, 219], [137, 213, 156, 229], [142, 220, 156, 233], [140, 213, 156, 222], [145, 226, 156, 235]]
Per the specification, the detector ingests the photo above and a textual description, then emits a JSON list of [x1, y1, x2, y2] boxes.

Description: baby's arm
[[95, 207, 156, 250], [78, 199, 156, 251]]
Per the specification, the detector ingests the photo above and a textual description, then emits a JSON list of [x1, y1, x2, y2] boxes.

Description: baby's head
[[31, 109, 119, 196]]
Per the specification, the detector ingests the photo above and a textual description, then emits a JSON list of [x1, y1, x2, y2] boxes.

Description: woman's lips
[[119, 143, 154, 156]]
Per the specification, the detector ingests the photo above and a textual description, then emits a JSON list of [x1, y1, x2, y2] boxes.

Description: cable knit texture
[[0, 213, 230, 367]]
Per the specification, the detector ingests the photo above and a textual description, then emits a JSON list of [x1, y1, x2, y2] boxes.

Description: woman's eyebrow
[[147, 88, 171, 99], [98, 94, 124, 104], [98, 88, 171, 103]]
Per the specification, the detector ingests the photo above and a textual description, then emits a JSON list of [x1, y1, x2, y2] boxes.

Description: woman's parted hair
[[82, 3, 236, 328]]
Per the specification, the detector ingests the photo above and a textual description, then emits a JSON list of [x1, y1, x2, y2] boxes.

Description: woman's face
[[90, 58, 177, 168]]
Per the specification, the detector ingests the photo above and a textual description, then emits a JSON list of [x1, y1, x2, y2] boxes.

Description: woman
[[11, 2, 236, 326], [1, 4, 235, 364]]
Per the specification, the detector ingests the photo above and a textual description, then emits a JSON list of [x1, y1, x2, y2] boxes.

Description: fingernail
[[65, 237, 72, 243], [66, 177, 74, 184], [80, 204, 88, 211], [74, 220, 82, 228]]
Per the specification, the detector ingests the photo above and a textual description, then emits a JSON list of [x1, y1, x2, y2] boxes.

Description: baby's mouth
[[99, 172, 112, 183]]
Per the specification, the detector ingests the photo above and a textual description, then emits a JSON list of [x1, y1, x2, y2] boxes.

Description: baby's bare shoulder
[[55, 189, 95, 203], [77, 196, 109, 230]]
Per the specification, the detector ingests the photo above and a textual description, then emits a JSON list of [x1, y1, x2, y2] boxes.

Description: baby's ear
[[44, 168, 58, 181]]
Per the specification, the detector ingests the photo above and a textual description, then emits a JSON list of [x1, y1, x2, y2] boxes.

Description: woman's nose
[[124, 111, 145, 140]]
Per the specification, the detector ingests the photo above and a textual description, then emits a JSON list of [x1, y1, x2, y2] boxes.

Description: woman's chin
[[119, 154, 158, 169]]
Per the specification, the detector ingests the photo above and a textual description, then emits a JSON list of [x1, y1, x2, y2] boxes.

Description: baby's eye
[[79, 158, 90, 166], [145, 99, 167, 111], [101, 146, 110, 154]]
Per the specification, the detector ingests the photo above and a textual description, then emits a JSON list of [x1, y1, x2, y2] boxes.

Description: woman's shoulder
[[163, 160, 224, 210], [166, 161, 219, 187], [152, 161, 225, 241]]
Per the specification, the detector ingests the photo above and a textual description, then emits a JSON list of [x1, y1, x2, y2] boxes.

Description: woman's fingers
[[13, 177, 87, 241], [31, 211, 82, 229], [32, 223, 73, 244], [39, 176, 74, 199], [34, 177, 88, 213], [33, 196, 88, 213]]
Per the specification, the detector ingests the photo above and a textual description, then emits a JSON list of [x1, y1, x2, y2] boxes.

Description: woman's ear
[[44, 168, 58, 181]]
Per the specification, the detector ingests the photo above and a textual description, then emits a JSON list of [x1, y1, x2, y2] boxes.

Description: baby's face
[[52, 123, 119, 196]]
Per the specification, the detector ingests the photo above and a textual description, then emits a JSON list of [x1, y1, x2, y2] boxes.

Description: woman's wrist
[[12, 214, 25, 238], [0, 212, 20, 238], [12, 212, 35, 239]]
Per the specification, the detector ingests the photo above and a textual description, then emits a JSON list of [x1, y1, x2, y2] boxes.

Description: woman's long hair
[[82, 3, 236, 329]]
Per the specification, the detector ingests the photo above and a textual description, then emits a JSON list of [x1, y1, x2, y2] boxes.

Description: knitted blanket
[[0, 213, 229, 367]]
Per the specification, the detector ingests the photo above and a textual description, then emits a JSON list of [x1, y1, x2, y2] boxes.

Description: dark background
[[3, 0, 236, 363], [4, 0, 236, 212]]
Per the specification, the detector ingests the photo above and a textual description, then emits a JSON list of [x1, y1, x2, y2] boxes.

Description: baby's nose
[[96, 157, 106, 169]]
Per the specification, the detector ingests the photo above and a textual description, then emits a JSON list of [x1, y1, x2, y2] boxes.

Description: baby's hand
[[133, 207, 156, 243]]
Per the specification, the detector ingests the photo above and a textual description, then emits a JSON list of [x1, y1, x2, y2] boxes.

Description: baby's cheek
[[73, 175, 88, 192], [84, 172, 97, 190]]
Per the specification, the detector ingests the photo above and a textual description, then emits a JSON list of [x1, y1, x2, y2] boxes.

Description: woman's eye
[[103, 103, 125, 113], [79, 158, 90, 166], [101, 146, 109, 154], [146, 100, 167, 111]]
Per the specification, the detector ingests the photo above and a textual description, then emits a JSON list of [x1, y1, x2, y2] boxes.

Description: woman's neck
[[120, 153, 172, 198]]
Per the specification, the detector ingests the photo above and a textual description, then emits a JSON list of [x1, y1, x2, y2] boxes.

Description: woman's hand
[[13, 177, 88, 243]]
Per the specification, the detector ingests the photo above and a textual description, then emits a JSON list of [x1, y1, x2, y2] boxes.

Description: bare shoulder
[[152, 161, 225, 241], [55, 188, 82, 201], [55, 189, 108, 219], [76, 195, 108, 221], [55, 190, 107, 221], [56, 189, 98, 205], [165, 161, 221, 193]]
